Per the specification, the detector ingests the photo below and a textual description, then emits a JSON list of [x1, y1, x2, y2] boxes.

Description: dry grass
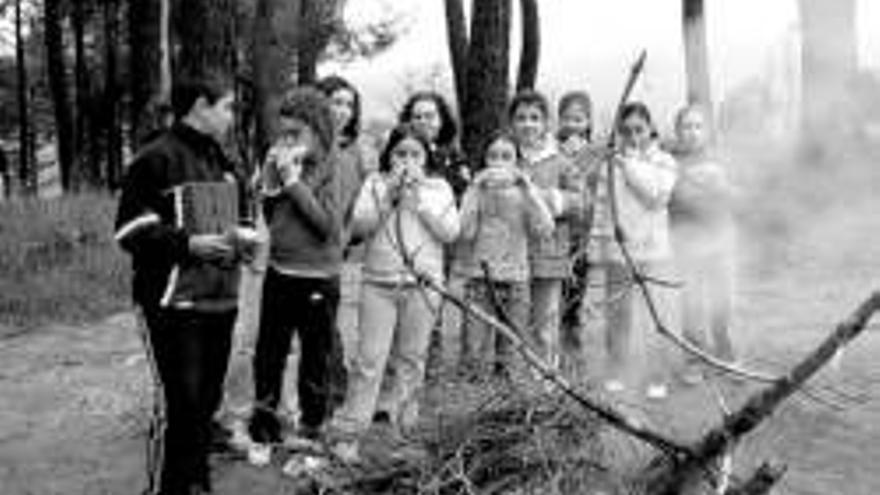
[[0, 192, 130, 331]]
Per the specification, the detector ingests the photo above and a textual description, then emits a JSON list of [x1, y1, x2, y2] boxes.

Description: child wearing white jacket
[[594, 102, 678, 399], [331, 124, 460, 460]]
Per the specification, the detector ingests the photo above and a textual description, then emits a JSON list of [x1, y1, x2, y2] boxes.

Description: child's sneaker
[[645, 383, 669, 400], [603, 379, 626, 394], [330, 440, 360, 464]]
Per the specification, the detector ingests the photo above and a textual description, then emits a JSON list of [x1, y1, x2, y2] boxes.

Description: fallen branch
[[643, 290, 880, 495]]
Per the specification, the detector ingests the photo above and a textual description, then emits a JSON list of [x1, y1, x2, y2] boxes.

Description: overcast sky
[[330, 0, 880, 128]]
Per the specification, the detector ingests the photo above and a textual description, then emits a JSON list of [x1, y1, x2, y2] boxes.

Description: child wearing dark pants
[[250, 270, 340, 439], [142, 309, 237, 493]]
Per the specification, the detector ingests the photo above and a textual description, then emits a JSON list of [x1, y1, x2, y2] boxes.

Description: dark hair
[[379, 123, 434, 174], [171, 73, 232, 120], [316, 75, 361, 146], [557, 90, 593, 141], [278, 86, 336, 159], [618, 101, 659, 139], [481, 128, 522, 166], [398, 91, 458, 147], [508, 89, 550, 121]]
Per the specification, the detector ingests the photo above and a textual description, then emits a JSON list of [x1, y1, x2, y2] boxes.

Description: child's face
[[328, 88, 356, 136], [390, 136, 427, 172], [676, 109, 708, 153], [512, 103, 548, 149], [559, 102, 590, 137], [485, 138, 518, 170], [619, 114, 651, 151], [410, 99, 442, 144], [277, 116, 317, 152]]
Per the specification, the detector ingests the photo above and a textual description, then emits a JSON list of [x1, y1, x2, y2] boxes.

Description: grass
[[0, 192, 131, 332]]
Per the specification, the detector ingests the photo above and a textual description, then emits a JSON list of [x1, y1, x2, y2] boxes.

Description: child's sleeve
[[351, 173, 389, 238], [539, 157, 584, 219], [458, 185, 481, 241], [523, 182, 555, 239], [114, 151, 190, 263], [619, 152, 677, 210], [416, 179, 461, 244]]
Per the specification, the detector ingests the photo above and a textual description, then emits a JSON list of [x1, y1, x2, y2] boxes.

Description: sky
[[329, 0, 880, 130]]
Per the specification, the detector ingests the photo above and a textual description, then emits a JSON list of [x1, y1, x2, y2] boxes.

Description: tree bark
[[14, 0, 30, 196], [461, 0, 511, 167], [515, 0, 539, 91], [296, 0, 339, 84], [444, 0, 469, 111], [253, 0, 290, 158], [128, 0, 163, 146], [174, 0, 237, 79], [104, 0, 123, 189], [44, 0, 75, 192], [682, 0, 712, 119], [73, 0, 95, 188]]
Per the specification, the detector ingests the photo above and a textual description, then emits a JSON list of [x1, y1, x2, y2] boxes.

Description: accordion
[[161, 181, 241, 310]]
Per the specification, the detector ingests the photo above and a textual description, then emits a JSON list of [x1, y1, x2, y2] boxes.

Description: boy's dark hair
[[279, 86, 336, 159], [171, 72, 232, 120], [619, 101, 659, 139], [481, 128, 522, 165], [508, 89, 550, 121], [316, 75, 361, 145], [557, 90, 594, 140], [398, 91, 458, 148], [378, 123, 435, 174]]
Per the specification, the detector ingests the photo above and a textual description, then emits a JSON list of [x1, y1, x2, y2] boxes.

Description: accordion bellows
[[161, 181, 241, 311]]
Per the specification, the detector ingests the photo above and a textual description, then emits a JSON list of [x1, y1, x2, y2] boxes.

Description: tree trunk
[[798, 0, 857, 155], [129, 0, 162, 146], [44, 0, 75, 192], [159, 0, 171, 101], [444, 0, 469, 111], [253, 0, 292, 158], [105, 0, 123, 189], [14, 0, 30, 196], [73, 0, 97, 188], [461, 0, 511, 167], [173, 0, 237, 79], [515, 0, 539, 91], [682, 0, 712, 118], [296, 0, 339, 85]]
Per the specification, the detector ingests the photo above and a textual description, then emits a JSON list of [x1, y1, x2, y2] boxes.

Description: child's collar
[[521, 137, 557, 164]]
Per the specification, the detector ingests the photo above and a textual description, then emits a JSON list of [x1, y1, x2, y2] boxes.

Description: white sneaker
[[604, 379, 625, 393], [646, 383, 669, 400], [330, 440, 360, 464], [247, 443, 272, 467]]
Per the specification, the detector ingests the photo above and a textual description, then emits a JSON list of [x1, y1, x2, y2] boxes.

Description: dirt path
[[1, 198, 879, 494]]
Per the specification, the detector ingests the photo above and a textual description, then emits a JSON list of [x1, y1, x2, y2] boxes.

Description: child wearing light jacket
[[509, 90, 585, 371], [458, 130, 555, 380], [332, 124, 460, 459], [594, 102, 678, 399], [669, 104, 737, 384]]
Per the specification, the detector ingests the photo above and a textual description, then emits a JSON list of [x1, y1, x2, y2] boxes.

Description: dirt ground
[[1, 194, 879, 494]]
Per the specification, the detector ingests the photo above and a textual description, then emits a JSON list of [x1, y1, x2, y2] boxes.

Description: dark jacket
[[433, 144, 471, 202], [114, 123, 246, 312]]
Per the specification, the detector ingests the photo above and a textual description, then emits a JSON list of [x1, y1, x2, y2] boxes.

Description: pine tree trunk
[[461, 0, 511, 167], [174, 0, 237, 79], [44, 0, 75, 192], [14, 0, 30, 196], [253, 0, 292, 157], [444, 0, 468, 112], [73, 0, 96, 188], [682, 0, 712, 117], [515, 0, 539, 91], [105, 0, 123, 189], [128, 0, 162, 146]]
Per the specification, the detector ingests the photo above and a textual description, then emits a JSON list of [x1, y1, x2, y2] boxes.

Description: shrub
[[0, 193, 130, 331]]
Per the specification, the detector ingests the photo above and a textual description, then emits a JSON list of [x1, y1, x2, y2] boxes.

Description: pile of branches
[[303, 382, 625, 495]]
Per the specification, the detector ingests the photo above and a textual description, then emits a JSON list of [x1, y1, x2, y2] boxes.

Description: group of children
[[248, 80, 737, 462], [116, 72, 736, 493]]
